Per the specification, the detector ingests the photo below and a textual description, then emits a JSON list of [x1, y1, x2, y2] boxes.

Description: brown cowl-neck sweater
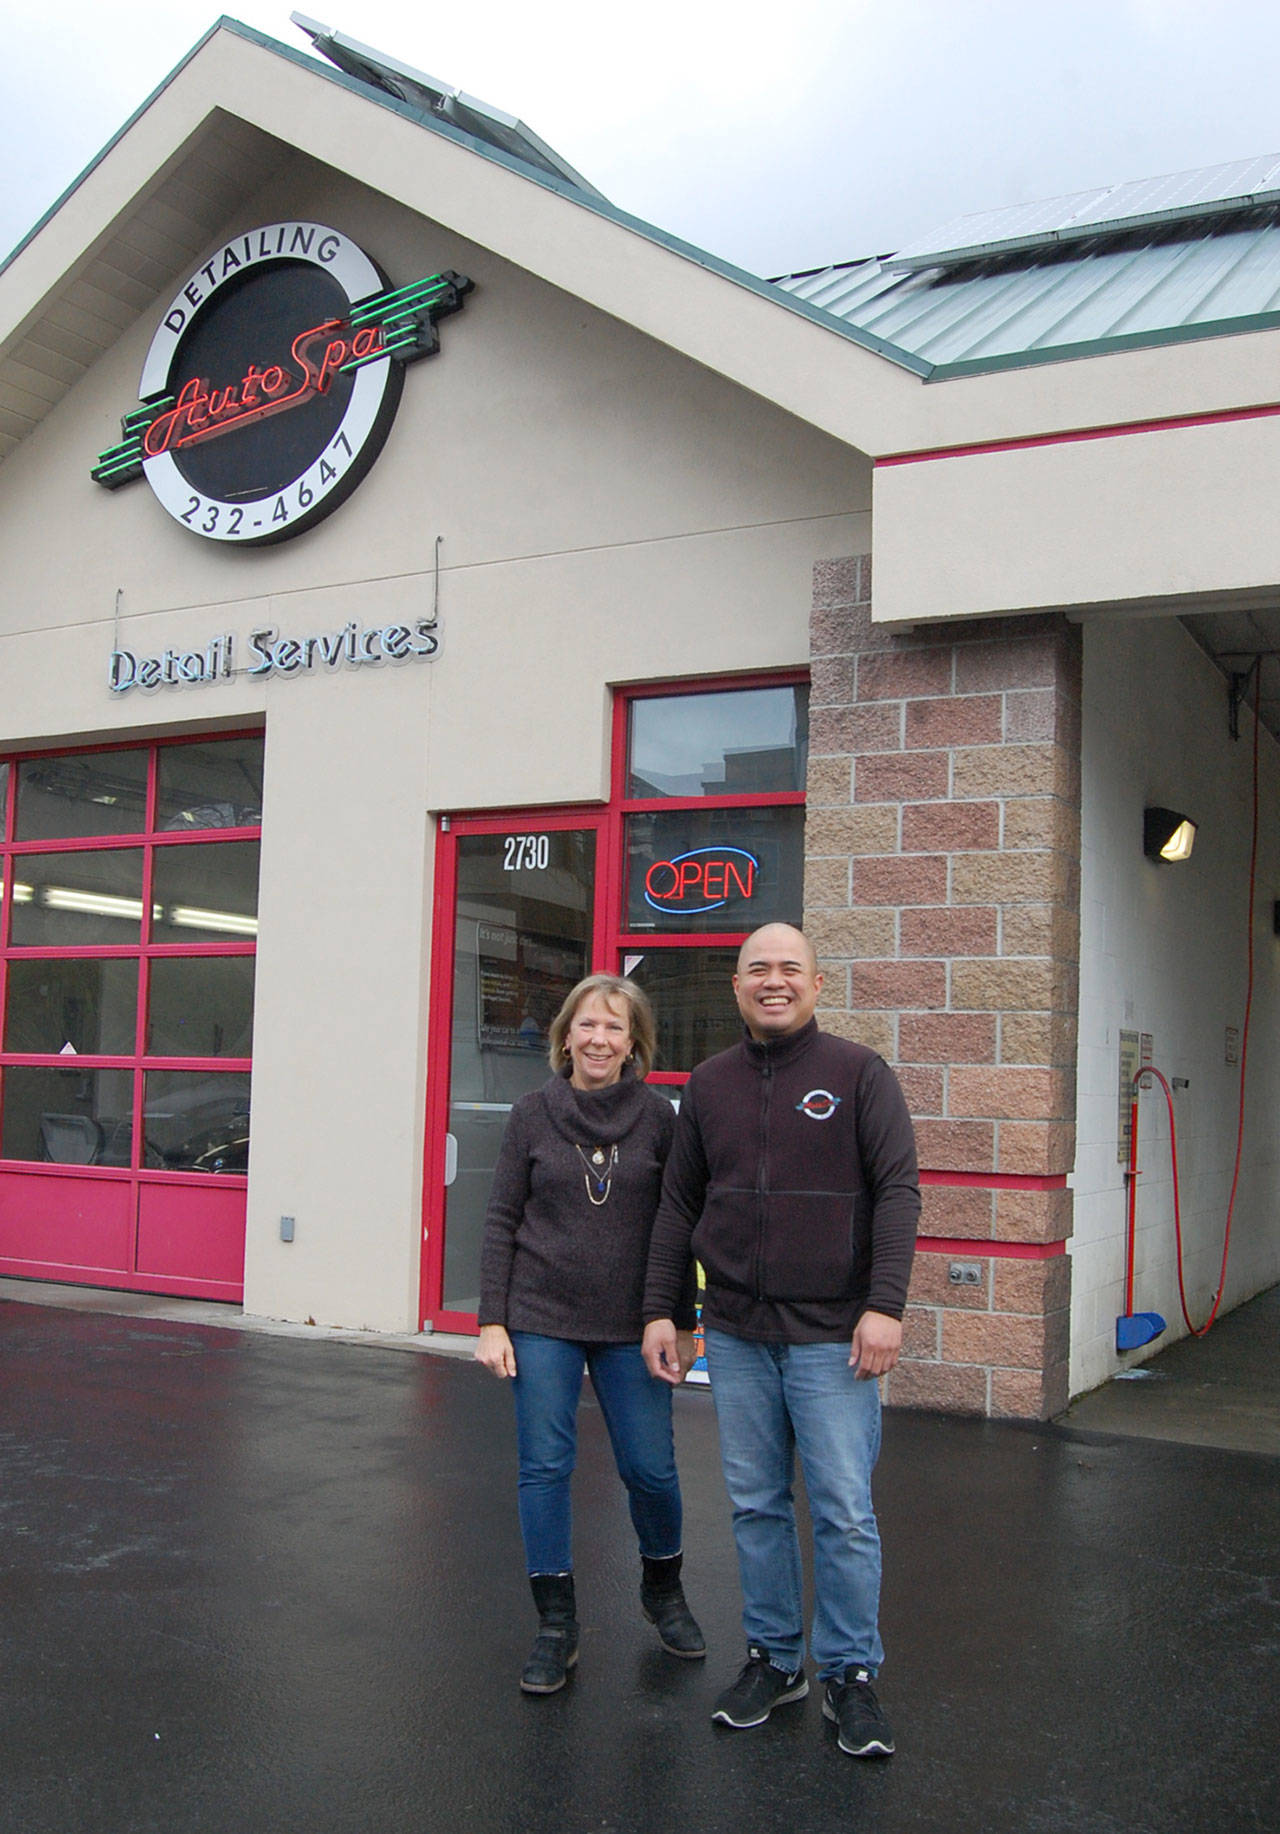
[[478, 1065, 693, 1341]]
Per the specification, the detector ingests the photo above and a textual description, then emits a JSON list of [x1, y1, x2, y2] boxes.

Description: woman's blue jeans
[[705, 1328, 884, 1680], [509, 1332, 683, 1575]]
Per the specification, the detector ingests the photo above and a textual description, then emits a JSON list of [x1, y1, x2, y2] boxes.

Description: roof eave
[[925, 308, 1280, 380]]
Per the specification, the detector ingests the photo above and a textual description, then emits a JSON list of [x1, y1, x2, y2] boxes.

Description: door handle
[[444, 1132, 458, 1186]]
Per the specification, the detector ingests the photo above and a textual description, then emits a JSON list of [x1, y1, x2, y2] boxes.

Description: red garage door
[[0, 733, 261, 1301]]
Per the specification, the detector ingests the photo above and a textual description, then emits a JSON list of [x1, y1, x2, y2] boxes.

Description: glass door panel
[[620, 947, 742, 1072], [440, 826, 597, 1314]]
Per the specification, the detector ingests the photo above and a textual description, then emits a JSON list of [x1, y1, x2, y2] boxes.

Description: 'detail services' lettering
[[108, 619, 440, 694]]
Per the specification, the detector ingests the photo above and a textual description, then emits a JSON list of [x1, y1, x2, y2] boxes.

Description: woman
[[476, 972, 702, 1694]]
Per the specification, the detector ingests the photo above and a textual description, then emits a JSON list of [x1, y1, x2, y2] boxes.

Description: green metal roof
[[774, 206, 1280, 379]]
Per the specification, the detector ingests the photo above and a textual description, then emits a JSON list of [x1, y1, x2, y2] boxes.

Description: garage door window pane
[[1, 1066, 133, 1164], [144, 1071, 251, 1173], [147, 957, 255, 1057], [151, 843, 260, 942], [156, 738, 265, 832], [15, 750, 150, 840], [8, 850, 145, 946], [4, 959, 138, 1055]]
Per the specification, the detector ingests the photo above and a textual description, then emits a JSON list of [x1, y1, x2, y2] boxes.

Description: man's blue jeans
[[705, 1328, 884, 1680], [510, 1332, 683, 1575]]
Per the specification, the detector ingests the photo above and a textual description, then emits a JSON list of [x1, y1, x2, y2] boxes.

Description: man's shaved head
[[733, 925, 823, 1041], [736, 924, 818, 977]]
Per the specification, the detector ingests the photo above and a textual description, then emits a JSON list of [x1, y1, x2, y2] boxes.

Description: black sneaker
[[711, 1646, 808, 1728], [822, 1667, 895, 1757]]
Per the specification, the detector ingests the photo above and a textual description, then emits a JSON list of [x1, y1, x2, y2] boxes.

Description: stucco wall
[[1072, 615, 1280, 1394], [873, 416, 1280, 628]]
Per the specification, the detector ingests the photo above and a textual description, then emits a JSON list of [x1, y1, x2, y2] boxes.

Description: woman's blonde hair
[[548, 973, 658, 1079]]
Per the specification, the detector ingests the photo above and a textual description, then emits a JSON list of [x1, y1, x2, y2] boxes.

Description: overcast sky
[[5, 1, 1280, 278]]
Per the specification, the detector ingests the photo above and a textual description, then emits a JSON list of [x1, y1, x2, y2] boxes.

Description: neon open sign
[[643, 847, 760, 915]]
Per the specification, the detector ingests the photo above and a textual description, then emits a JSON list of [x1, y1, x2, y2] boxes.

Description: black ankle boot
[[521, 1573, 579, 1694], [640, 1553, 706, 1659]]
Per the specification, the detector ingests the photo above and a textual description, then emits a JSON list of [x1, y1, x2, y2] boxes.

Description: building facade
[[3, 21, 1279, 1416]]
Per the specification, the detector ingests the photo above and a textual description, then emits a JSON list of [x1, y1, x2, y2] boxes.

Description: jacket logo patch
[[796, 1089, 841, 1121]]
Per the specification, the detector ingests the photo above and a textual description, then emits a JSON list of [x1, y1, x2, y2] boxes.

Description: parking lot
[[0, 1292, 1276, 1834]]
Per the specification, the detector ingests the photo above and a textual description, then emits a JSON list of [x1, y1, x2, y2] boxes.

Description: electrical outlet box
[[948, 1261, 982, 1286], [280, 1215, 295, 1243]]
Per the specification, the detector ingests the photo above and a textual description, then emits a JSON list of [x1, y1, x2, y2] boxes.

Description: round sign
[[137, 223, 403, 546]]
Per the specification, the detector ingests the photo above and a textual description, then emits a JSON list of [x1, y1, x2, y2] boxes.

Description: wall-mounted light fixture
[[1144, 806, 1197, 862]]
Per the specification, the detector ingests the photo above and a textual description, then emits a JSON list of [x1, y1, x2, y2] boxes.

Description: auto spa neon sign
[[643, 847, 760, 916], [92, 222, 471, 546], [138, 322, 385, 458]]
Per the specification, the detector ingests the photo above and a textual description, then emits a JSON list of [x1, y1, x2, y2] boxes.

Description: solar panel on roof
[[291, 13, 606, 200], [884, 154, 1280, 272]]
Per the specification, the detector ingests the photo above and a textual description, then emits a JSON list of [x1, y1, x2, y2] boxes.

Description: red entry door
[[420, 811, 608, 1332]]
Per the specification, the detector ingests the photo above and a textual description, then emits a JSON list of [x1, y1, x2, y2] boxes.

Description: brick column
[[806, 555, 1080, 1420]]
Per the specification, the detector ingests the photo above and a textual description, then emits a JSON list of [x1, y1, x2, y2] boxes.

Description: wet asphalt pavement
[[1, 1299, 1276, 1834]]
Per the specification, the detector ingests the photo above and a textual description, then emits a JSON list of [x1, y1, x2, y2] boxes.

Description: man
[[642, 923, 919, 1759]]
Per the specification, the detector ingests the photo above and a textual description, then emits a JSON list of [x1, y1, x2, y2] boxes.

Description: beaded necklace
[[573, 1142, 618, 1206]]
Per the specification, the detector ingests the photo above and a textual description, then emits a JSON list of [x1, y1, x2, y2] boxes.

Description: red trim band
[[919, 1169, 1068, 1190], [876, 398, 1280, 468], [916, 1236, 1065, 1260]]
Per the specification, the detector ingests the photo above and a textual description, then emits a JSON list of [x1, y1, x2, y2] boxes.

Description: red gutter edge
[[875, 396, 1280, 468], [916, 1236, 1065, 1260], [919, 1169, 1068, 1190]]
